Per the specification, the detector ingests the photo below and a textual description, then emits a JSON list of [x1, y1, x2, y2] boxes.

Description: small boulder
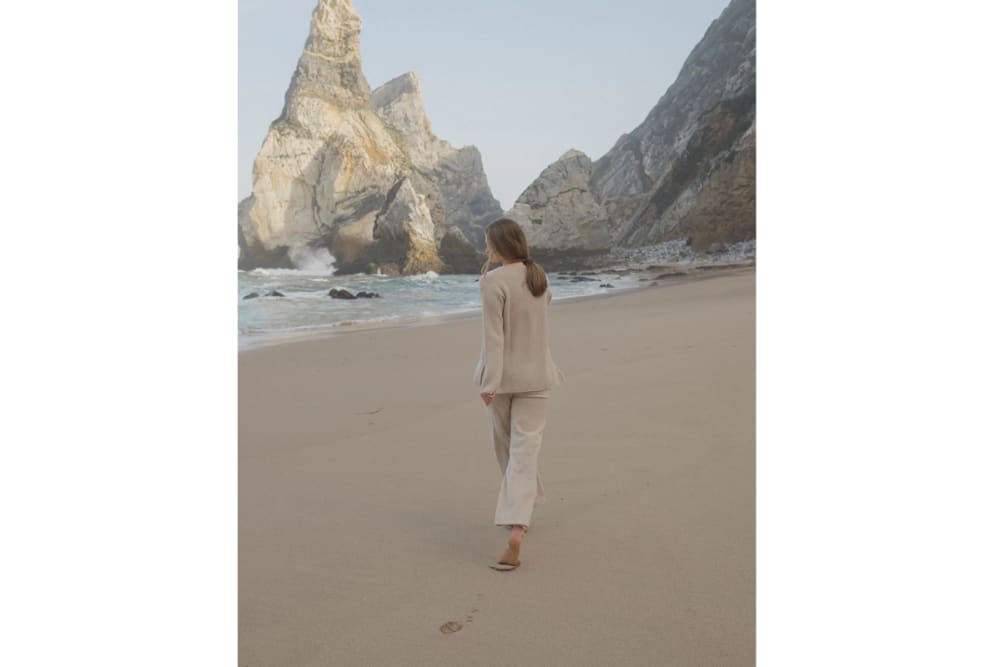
[[266, 290, 285, 297], [329, 288, 358, 300], [242, 292, 260, 300]]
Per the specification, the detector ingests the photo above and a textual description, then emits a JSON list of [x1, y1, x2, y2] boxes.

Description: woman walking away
[[472, 217, 567, 571]]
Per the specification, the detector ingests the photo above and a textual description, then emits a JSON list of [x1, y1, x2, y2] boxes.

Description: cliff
[[506, 0, 756, 254]]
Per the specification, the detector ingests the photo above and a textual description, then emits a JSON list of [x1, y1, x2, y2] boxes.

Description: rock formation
[[505, 150, 612, 252], [368, 176, 442, 275], [505, 0, 755, 254], [370, 72, 502, 252], [238, 0, 502, 274]]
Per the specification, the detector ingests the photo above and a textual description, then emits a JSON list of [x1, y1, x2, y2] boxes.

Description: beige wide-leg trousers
[[487, 387, 550, 529]]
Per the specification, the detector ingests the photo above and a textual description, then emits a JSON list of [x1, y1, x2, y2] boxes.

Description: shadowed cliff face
[[506, 0, 756, 253], [615, 93, 755, 249], [370, 73, 502, 254], [238, 0, 501, 274]]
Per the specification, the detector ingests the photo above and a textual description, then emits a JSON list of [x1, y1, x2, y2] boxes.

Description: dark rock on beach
[[330, 288, 381, 300]]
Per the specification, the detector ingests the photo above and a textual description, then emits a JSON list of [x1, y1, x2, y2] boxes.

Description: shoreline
[[238, 262, 755, 352]]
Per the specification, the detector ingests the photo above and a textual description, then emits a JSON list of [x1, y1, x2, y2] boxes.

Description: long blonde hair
[[481, 217, 548, 297]]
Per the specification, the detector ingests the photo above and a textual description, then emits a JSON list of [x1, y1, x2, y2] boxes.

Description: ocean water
[[238, 262, 643, 345], [237, 240, 755, 347]]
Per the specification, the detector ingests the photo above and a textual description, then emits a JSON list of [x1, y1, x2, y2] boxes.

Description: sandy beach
[[239, 267, 755, 665]]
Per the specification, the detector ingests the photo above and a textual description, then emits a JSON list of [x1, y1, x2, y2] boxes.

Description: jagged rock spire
[[238, 0, 502, 273], [281, 0, 371, 125]]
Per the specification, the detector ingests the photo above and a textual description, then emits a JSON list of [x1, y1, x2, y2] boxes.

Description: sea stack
[[238, 0, 502, 274]]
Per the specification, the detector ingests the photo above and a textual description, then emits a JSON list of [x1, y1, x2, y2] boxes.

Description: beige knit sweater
[[472, 263, 567, 394]]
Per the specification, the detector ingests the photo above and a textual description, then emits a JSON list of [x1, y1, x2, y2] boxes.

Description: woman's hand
[[480, 390, 496, 406]]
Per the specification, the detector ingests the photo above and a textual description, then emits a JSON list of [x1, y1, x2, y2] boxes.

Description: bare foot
[[499, 528, 523, 565]]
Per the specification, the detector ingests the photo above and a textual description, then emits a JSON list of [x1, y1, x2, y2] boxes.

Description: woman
[[472, 217, 567, 571]]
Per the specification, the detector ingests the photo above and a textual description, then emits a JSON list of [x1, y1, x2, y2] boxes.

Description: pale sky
[[239, 0, 730, 210]]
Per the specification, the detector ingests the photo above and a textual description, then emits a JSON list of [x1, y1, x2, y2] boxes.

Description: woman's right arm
[[478, 275, 505, 394]]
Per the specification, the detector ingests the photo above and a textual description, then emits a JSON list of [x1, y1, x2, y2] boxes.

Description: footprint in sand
[[440, 621, 463, 634], [440, 596, 483, 634]]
